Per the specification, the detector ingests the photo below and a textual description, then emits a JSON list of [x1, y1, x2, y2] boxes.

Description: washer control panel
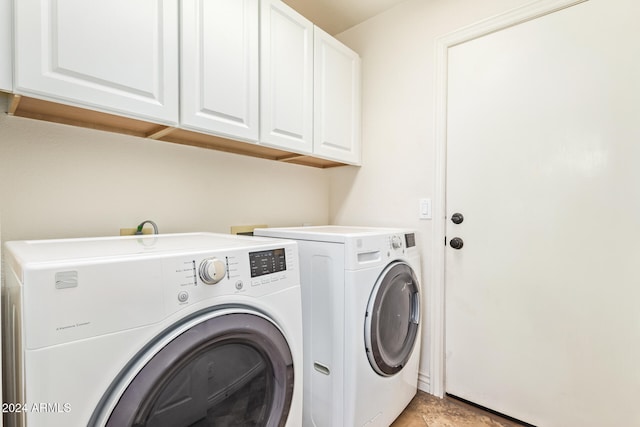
[[163, 243, 298, 310]]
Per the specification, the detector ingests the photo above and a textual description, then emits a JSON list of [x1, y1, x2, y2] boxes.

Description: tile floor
[[391, 391, 525, 427]]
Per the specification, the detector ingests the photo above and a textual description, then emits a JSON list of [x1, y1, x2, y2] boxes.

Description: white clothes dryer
[[254, 226, 422, 427], [2, 233, 303, 427]]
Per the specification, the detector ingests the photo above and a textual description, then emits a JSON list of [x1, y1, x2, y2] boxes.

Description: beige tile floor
[[391, 391, 526, 427]]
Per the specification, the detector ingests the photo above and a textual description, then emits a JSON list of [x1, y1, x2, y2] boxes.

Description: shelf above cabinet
[[7, 95, 348, 169]]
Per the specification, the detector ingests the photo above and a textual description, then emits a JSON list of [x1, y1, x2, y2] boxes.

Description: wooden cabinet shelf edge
[[7, 94, 347, 169]]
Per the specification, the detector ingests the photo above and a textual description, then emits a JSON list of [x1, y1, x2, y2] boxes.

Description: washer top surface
[[255, 225, 411, 243], [5, 232, 288, 264]]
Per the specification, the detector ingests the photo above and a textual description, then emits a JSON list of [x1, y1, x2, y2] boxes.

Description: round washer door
[[365, 261, 420, 377], [92, 311, 294, 427]]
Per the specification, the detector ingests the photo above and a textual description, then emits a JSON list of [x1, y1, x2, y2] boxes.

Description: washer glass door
[[365, 261, 420, 376], [94, 312, 294, 427]]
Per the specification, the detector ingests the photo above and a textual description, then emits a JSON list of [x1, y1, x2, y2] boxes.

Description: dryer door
[[92, 311, 294, 427], [365, 261, 420, 376]]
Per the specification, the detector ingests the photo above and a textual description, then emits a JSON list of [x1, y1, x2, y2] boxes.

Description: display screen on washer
[[249, 248, 287, 277], [405, 233, 416, 248]]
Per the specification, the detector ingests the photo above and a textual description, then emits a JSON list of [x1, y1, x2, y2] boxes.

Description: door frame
[[429, 0, 588, 398]]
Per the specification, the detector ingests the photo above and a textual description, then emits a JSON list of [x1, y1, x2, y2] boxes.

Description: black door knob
[[450, 237, 464, 250], [451, 213, 464, 224]]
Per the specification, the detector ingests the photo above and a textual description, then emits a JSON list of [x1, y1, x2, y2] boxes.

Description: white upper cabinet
[[0, 0, 11, 92], [14, 0, 179, 125], [8, 0, 361, 167], [181, 0, 259, 142], [260, 0, 314, 154], [313, 27, 361, 165]]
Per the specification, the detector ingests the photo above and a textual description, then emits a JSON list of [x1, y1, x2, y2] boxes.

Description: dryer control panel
[[404, 233, 416, 248], [347, 231, 418, 271], [388, 233, 415, 250]]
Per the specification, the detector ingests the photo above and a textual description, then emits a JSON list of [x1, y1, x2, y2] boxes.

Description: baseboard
[[417, 372, 430, 393]]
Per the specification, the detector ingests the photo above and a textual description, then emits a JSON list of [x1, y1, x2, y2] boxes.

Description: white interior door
[[445, 1, 640, 426]]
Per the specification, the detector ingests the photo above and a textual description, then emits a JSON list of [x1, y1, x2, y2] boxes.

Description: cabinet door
[[14, 0, 179, 125], [313, 27, 361, 165], [181, 0, 259, 142], [260, 0, 313, 154], [0, 0, 11, 92]]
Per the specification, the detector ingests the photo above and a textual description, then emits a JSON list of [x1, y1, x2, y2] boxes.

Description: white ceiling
[[282, 0, 408, 35]]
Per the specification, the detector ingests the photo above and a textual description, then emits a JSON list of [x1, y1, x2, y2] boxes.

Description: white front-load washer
[[2, 232, 303, 427], [254, 226, 422, 427]]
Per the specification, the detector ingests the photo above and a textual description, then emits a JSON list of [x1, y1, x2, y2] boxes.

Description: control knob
[[391, 235, 403, 249], [199, 258, 226, 285]]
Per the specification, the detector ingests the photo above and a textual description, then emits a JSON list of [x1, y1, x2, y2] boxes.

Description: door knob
[[449, 237, 464, 250], [451, 213, 464, 224]]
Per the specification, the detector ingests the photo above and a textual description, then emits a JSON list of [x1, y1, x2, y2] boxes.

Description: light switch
[[419, 198, 432, 220]]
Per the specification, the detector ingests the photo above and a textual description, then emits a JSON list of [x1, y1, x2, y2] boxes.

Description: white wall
[[0, 102, 330, 243], [331, 0, 532, 391]]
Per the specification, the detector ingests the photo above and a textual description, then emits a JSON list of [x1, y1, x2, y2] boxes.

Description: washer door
[[93, 311, 294, 427], [365, 261, 420, 377]]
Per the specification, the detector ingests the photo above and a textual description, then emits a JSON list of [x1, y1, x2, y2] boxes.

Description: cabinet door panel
[[15, 0, 178, 124], [181, 0, 259, 141], [314, 27, 361, 165], [0, 0, 11, 92], [260, 0, 313, 154]]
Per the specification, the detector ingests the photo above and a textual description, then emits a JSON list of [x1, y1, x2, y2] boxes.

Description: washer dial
[[199, 258, 226, 285], [391, 235, 403, 249]]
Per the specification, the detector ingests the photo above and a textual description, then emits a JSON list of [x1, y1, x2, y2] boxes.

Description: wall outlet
[[120, 227, 154, 236]]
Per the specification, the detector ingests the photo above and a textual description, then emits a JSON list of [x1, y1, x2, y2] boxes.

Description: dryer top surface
[[254, 225, 412, 243]]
